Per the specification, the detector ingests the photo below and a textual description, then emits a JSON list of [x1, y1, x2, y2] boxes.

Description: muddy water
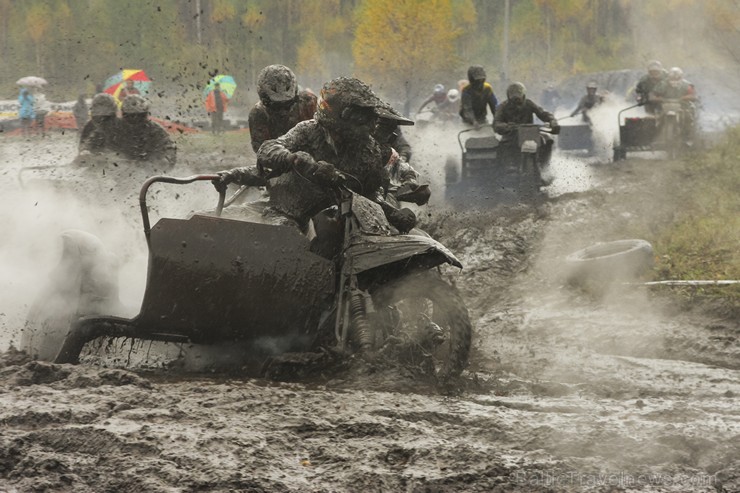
[[1, 132, 738, 492]]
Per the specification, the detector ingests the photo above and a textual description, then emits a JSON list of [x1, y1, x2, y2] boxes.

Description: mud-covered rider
[[374, 100, 430, 207], [459, 65, 498, 126], [493, 82, 559, 177], [635, 60, 667, 115], [570, 81, 604, 124], [78, 93, 120, 156], [649, 67, 698, 141], [374, 99, 414, 163], [116, 94, 176, 168], [248, 64, 318, 154], [417, 84, 448, 114], [214, 77, 419, 234]]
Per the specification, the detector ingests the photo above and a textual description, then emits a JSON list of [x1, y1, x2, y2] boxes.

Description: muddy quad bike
[[612, 103, 659, 161], [25, 173, 472, 379], [445, 124, 555, 207], [654, 99, 692, 160], [512, 123, 557, 201], [444, 126, 502, 208], [557, 114, 594, 153], [415, 107, 458, 129]]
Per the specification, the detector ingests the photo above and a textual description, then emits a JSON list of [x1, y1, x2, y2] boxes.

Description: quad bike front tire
[[518, 153, 542, 203], [370, 271, 472, 379], [21, 230, 122, 361]]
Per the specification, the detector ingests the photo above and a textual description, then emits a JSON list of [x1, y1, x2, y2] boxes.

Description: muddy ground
[[0, 129, 738, 493]]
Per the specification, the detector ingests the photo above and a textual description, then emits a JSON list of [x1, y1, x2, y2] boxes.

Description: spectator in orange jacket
[[205, 83, 229, 134]]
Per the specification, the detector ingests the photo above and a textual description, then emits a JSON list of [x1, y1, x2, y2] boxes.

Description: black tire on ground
[[371, 271, 472, 378], [565, 239, 654, 286]]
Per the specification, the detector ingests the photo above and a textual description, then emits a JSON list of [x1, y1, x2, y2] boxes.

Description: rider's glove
[[387, 207, 417, 234], [291, 151, 319, 175], [212, 169, 236, 193], [395, 183, 431, 206], [311, 161, 344, 187], [549, 119, 560, 135]]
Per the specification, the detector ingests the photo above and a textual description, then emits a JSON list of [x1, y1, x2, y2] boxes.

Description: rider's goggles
[[340, 106, 377, 126], [267, 96, 297, 111]]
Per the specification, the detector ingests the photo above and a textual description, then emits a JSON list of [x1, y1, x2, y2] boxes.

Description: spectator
[[73, 94, 90, 132], [205, 83, 229, 135]]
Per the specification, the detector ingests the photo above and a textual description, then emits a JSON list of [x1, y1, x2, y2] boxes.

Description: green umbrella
[[204, 75, 236, 100]]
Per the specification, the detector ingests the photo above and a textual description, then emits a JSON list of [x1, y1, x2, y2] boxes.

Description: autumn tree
[[25, 3, 51, 73], [353, 0, 463, 111]]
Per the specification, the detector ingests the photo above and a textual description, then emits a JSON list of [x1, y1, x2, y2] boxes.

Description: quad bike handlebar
[[139, 174, 225, 243]]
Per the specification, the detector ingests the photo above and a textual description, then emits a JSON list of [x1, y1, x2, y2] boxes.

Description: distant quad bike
[[23, 174, 472, 379], [445, 124, 555, 207], [612, 103, 659, 161], [557, 122, 594, 153], [415, 107, 458, 129], [654, 99, 694, 159]]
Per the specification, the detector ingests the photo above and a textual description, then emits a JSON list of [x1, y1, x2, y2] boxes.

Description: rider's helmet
[[467, 65, 486, 84], [668, 67, 684, 87], [376, 99, 414, 126], [647, 60, 663, 78], [447, 89, 460, 103], [121, 94, 150, 114], [315, 77, 379, 140], [434, 84, 446, 95], [257, 64, 298, 108], [506, 82, 527, 105], [375, 100, 414, 143], [90, 93, 118, 116], [586, 81, 598, 94]]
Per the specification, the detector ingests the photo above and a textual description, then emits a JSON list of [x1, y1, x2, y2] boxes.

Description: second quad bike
[[612, 103, 659, 161], [23, 172, 472, 379], [445, 124, 556, 207]]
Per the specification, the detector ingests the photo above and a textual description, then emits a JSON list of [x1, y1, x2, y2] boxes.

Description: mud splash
[[1, 132, 738, 492]]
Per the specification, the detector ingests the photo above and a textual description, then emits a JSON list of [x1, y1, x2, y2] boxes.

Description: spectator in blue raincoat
[[18, 88, 35, 138]]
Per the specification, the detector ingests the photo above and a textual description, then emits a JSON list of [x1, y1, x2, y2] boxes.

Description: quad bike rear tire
[[371, 271, 472, 379], [21, 230, 122, 361]]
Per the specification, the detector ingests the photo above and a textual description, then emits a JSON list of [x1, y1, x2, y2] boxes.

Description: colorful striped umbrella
[[203, 74, 237, 100], [103, 69, 152, 100]]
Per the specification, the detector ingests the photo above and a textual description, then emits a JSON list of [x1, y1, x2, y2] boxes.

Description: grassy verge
[[643, 127, 740, 311]]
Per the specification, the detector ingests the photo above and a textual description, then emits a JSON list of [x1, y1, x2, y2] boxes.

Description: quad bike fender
[[22, 230, 122, 360], [346, 233, 462, 274]]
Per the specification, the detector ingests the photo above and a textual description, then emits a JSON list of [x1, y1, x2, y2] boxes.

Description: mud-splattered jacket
[[79, 118, 122, 154], [254, 119, 390, 222], [494, 99, 555, 145], [116, 119, 176, 166], [248, 90, 318, 153], [650, 79, 697, 104], [635, 71, 666, 114], [570, 93, 604, 117], [635, 72, 666, 102], [460, 82, 498, 125]]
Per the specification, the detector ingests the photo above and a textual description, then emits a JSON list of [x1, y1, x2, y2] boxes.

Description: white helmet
[[447, 89, 460, 103], [668, 67, 684, 81], [257, 64, 298, 106]]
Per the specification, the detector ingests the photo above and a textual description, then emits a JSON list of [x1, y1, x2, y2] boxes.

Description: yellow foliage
[[26, 4, 51, 44], [353, 0, 462, 96], [211, 0, 237, 24], [296, 35, 329, 84]]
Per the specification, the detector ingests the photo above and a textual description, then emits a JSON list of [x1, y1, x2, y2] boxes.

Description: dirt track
[[0, 132, 738, 492]]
